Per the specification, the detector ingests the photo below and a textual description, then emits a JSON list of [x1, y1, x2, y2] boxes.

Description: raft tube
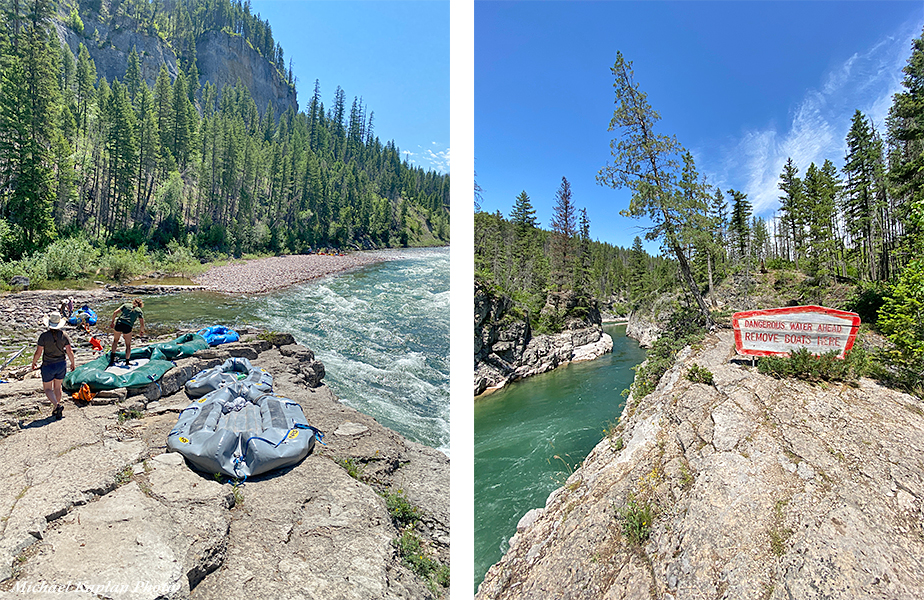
[[185, 357, 273, 399], [67, 306, 97, 326], [196, 325, 240, 347], [63, 333, 209, 392], [166, 383, 323, 478], [63, 346, 174, 392]]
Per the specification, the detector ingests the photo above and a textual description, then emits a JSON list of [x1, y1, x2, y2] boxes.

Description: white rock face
[[478, 330, 924, 600]]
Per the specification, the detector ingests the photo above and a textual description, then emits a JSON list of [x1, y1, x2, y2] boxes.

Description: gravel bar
[[192, 251, 394, 294]]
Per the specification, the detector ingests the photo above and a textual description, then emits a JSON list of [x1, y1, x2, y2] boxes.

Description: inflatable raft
[[63, 333, 209, 392], [185, 357, 273, 398], [197, 325, 240, 346], [167, 382, 323, 478], [67, 306, 97, 326]]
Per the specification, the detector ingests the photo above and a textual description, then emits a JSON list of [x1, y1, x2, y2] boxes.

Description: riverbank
[[192, 250, 399, 294], [0, 328, 450, 597]]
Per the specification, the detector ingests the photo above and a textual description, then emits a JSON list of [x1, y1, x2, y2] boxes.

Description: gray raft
[[185, 357, 273, 398], [168, 368, 322, 478]]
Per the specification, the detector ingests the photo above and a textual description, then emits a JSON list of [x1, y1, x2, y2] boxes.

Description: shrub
[[686, 364, 714, 385], [43, 237, 99, 280], [337, 457, 364, 481], [392, 531, 448, 590], [156, 240, 201, 276], [383, 490, 419, 527], [630, 306, 708, 399], [100, 246, 151, 281], [844, 282, 887, 325], [757, 347, 868, 383]]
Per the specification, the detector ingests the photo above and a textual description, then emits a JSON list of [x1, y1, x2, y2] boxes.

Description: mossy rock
[[259, 331, 297, 346]]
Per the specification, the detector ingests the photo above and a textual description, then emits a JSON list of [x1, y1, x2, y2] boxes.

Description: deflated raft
[[63, 333, 209, 392], [167, 377, 323, 478], [185, 357, 272, 398], [196, 325, 240, 346]]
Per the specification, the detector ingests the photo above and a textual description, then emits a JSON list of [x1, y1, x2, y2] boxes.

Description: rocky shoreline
[[192, 251, 398, 294], [0, 295, 449, 598], [477, 329, 924, 599], [474, 284, 614, 396]]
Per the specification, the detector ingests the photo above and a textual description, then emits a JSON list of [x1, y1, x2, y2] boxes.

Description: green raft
[[64, 333, 209, 392]]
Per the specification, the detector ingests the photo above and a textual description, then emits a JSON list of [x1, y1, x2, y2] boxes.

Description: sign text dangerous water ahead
[[732, 305, 861, 359]]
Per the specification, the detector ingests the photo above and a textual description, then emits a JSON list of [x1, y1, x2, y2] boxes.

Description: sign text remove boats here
[[732, 305, 861, 359]]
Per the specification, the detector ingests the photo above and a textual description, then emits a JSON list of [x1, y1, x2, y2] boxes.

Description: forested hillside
[[475, 181, 677, 332], [478, 28, 924, 393], [0, 0, 449, 276]]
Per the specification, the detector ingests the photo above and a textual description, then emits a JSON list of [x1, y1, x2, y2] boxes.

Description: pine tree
[[510, 190, 536, 231], [777, 157, 803, 267], [577, 207, 591, 294], [125, 46, 142, 105], [153, 65, 175, 170], [74, 43, 96, 135], [550, 176, 576, 291], [0, 0, 60, 256], [844, 110, 888, 281], [135, 82, 159, 219], [171, 71, 194, 167], [107, 80, 138, 228], [728, 189, 751, 260], [804, 160, 839, 280], [887, 25, 924, 252], [627, 236, 649, 304], [597, 52, 713, 327]]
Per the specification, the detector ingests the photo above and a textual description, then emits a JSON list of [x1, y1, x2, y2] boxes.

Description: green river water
[[98, 248, 450, 455], [474, 323, 646, 592]]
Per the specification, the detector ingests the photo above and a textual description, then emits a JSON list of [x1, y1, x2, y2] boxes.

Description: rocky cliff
[[474, 284, 613, 396], [477, 329, 924, 599], [0, 312, 448, 598], [54, 8, 298, 118]]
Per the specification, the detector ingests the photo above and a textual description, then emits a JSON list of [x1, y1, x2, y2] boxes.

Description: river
[[473, 323, 646, 591], [110, 247, 450, 456]]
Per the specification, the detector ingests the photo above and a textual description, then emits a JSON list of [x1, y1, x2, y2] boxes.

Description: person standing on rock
[[109, 298, 145, 367], [31, 313, 76, 420]]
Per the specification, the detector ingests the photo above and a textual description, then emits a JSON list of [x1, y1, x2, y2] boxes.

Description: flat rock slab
[[191, 455, 430, 600], [17, 477, 229, 600], [0, 336, 450, 598]]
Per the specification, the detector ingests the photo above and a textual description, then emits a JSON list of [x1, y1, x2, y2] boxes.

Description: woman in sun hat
[[109, 298, 145, 366], [31, 312, 76, 420]]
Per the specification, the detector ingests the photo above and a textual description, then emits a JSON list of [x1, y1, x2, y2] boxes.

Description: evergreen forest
[[475, 28, 924, 392], [0, 0, 449, 283]]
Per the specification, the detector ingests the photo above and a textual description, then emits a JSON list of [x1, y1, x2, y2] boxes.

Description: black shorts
[[40, 360, 66, 382], [115, 321, 133, 334]]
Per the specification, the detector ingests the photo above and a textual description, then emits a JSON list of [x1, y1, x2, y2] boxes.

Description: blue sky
[[475, 1, 924, 250], [250, 1, 450, 173]]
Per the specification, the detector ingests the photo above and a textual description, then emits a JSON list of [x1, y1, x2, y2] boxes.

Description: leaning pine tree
[[596, 52, 714, 329]]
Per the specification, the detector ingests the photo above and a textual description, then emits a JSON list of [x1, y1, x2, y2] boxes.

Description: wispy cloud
[[412, 144, 450, 174], [709, 18, 921, 216]]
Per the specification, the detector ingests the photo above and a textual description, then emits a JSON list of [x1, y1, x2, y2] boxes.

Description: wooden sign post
[[732, 305, 861, 359]]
